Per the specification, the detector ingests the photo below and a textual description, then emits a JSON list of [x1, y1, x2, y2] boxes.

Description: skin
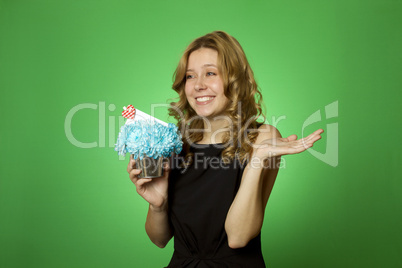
[[127, 47, 324, 249], [184, 48, 229, 119], [224, 126, 323, 248], [127, 155, 172, 248]]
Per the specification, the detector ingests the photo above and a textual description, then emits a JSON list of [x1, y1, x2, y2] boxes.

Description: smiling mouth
[[196, 96, 215, 103]]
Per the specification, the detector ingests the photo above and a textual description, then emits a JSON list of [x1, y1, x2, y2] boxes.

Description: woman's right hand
[[127, 155, 170, 210]]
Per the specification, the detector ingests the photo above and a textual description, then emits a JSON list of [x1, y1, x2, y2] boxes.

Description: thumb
[[286, 134, 298, 141], [162, 158, 171, 177]]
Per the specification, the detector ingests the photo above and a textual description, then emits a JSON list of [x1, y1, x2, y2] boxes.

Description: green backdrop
[[1, 0, 401, 267]]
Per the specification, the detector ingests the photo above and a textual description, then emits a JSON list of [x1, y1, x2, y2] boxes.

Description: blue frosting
[[115, 120, 183, 159]]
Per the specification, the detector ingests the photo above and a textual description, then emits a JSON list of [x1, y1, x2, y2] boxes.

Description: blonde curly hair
[[169, 31, 265, 165]]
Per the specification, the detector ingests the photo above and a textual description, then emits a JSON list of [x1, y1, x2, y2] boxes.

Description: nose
[[194, 76, 206, 91]]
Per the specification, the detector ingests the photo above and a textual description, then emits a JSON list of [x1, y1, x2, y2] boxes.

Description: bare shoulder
[[255, 124, 282, 143]]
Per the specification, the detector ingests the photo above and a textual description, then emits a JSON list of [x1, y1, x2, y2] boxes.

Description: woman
[[127, 31, 323, 267]]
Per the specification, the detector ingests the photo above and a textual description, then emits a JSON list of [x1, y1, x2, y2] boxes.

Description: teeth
[[196, 97, 214, 102]]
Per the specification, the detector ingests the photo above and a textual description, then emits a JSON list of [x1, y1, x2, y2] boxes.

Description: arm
[[127, 156, 173, 248], [224, 124, 281, 249], [224, 125, 323, 248], [145, 203, 173, 248]]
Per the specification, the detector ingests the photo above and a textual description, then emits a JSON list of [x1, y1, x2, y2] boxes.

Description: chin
[[201, 113, 223, 119], [193, 107, 225, 118], [194, 109, 211, 118]]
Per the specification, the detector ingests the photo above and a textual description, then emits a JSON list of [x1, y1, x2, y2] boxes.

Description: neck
[[198, 116, 231, 144]]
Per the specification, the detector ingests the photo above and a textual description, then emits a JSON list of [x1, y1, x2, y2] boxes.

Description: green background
[[1, 0, 401, 267]]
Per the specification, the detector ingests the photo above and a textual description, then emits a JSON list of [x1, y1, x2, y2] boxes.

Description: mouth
[[195, 96, 215, 104]]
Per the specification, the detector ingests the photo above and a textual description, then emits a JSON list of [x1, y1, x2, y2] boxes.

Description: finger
[[290, 141, 311, 151], [163, 161, 170, 172], [127, 155, 137, 173], [129, 169, 142, 184], [275, 131, 323, 155], [289, 142, 314, 153], [269, 145, 307, 156], [156, 159, 169, 179], [310, 134, 322, 144], [285, 134, 298, 142], [304, 131, 323, 145], [284, 139, 313, 151], [136, 177, 152, 187], [130, 155, 136, 168], [299, 129, 323, 145], [299, 138, 316, 148], [305, 129, 324, 141]]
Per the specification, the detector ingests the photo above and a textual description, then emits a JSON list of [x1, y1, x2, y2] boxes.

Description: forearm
[[225, 162, 265, 248], [145, 203, 173, 248]]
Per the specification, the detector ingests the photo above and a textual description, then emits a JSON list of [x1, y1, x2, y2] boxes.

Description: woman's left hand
[[253, 128, 324, 160]]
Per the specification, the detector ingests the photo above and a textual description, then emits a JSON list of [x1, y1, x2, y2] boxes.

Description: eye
[[186, 74, 194, 79], [206, 72, 216, 76]]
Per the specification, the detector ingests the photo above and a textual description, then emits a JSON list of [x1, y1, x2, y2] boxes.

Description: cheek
[[184, 88, 193, 106], [211, 78, 225, 93], [213, 81, 225, 95], [184, 88, 191, 101], [184, 81, 191, 95]]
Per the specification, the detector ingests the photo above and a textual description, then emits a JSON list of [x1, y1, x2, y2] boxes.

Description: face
[[185, 48, 229, 119]]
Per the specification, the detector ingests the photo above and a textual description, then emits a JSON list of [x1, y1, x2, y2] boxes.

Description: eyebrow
[[186, 64, 218, 72]]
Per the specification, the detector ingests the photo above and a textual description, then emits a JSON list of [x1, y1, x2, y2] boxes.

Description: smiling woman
[[184, 48, 228, 119], [127, 31, 323, 267], [170, 31, 270, 164]]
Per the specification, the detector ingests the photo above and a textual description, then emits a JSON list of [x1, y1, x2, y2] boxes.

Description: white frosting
[[125, 108, 168, 127]]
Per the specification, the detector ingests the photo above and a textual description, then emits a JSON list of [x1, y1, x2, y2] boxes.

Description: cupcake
[[115, 105, 183, 178]]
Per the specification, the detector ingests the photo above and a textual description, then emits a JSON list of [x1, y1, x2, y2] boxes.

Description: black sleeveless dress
[[166, 143, 266, 268]]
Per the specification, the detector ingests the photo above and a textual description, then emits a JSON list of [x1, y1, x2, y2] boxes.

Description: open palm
[[254, 129, 324, 159]]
